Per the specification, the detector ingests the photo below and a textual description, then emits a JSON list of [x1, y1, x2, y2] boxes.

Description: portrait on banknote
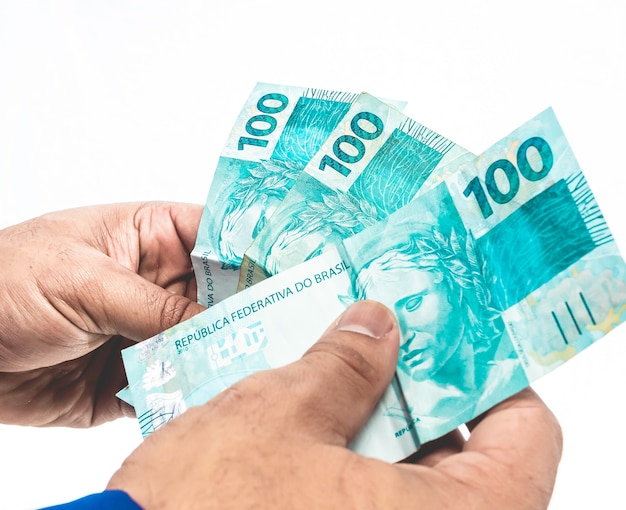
[[347, 191, 529, 441]]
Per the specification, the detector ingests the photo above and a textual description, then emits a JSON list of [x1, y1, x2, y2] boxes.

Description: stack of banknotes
[[118, 83, 626, 462]]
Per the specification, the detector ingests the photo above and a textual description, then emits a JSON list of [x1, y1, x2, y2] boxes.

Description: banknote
[[190, 83, 405, 307], [120, 107, 626, 461], [340, 107, 626, 446], [121, 249, 352, 440], [237, 93, 471, 292]]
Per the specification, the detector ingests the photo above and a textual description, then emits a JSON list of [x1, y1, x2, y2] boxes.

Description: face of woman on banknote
[[361, 265, 466, 382]]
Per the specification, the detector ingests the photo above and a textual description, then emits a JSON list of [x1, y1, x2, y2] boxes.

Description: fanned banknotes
[[190, 83, 405, 307], [237, 93, 471, 291], [121, 107, 626, 461]]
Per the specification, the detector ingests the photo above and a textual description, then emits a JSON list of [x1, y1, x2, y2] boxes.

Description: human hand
[[0, 203, 205, 426], [108, 300, 562, 510]]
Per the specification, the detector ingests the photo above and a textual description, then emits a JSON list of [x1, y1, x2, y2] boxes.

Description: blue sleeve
[[39, 490, 142, 509]]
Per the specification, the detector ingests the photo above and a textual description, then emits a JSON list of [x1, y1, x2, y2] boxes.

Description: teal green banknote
[[237, 93, 471, 292], [341, 106, 626, 446], [191, 83, 405, 307], [121, 108, 626, 461]]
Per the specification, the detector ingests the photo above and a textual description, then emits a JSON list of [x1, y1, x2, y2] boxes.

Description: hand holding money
[[0, 202, 205, 427], [121, 98, 626, 461], [109, 301, 562, 510]]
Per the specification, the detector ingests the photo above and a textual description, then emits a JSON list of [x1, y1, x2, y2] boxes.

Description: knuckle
[[307, 334, 379, 392], [199, 374, 269, 425], [159, 293, 194, 331]]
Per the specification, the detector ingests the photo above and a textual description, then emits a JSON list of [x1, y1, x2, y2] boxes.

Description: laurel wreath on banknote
[[296, 189, 381, 233], [228, 159, 302, 204]]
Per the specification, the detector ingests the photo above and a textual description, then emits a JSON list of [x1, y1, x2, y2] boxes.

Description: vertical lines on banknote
[[398, 118, 456, 155], [579, 292, 597, 325], [350, 129, 446, 216], [567, 172, 613, 247], [551, 311, 569, 344], [551, 292, 597, 345], [272, 97, 353, 168], [303, 88, 359, 104], [565, 301, 582, 335], [478, 179, 596, 310]]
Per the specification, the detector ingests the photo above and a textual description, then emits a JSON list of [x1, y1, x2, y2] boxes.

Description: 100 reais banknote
[[120, 105, 626, 461], [238, 92, 472, 291], [190, 83, 406, 307]]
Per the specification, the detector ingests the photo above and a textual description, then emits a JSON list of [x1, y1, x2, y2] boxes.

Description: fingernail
[[335, 301, 395, 339]]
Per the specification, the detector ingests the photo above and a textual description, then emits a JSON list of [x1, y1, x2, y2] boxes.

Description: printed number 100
[[463, 136, 554, 219], [318, 111, 384, 177], [237, 93, 289, 150]]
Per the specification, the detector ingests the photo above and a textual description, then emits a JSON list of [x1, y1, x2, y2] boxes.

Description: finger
[[464, 387, 562, 461], [92, 336, 137, 424], [404, 428, 466, 467], [248, 300, 400, 447], [58, 253, 206, 343], [131, 202, 203, 251], [435, 388, 563, 508], [102, 264, 206, 341], [163, 202, 204, 251], [133, 203, 204, 290]]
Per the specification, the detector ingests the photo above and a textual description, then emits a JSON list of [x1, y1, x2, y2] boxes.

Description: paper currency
[[237, 93, 471, 292], [341, 107, 626, 446], [121, 107, 626, 462], [190, 83, 405, 307], [122, 249, 351, 438]]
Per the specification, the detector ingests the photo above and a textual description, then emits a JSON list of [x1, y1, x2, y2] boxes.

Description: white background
[[0, 1, 624, 508]]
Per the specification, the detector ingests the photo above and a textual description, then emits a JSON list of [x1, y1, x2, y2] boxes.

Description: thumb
[[273, 300, 399, 446]]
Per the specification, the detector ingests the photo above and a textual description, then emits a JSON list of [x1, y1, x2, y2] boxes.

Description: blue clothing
[[40, 490, 141, 509]]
